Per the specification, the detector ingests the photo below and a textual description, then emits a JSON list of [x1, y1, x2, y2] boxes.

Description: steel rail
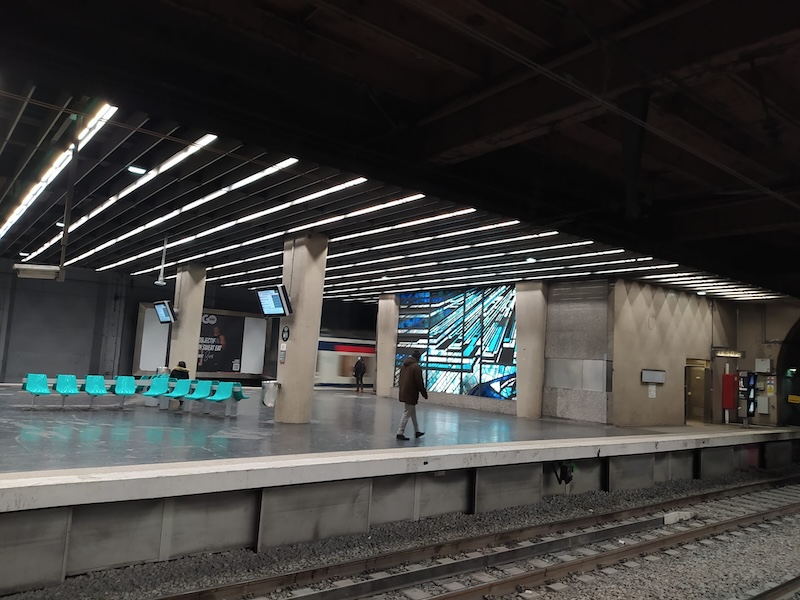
[[749, 574, 800, 600], [435, 499, 800, 599], [146, 475, 800, 600]]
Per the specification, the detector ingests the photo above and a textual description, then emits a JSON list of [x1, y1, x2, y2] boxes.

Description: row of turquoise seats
[[23, 373, 138, 408], [23, 374, 249, 403], [24, 374, 138, 398], [142, 376, 250, 402]]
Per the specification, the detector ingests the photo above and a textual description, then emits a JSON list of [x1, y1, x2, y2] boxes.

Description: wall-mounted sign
[[712, 348, 745, 359], [641, 369, 666, 384], [789, 395, 800, 405]]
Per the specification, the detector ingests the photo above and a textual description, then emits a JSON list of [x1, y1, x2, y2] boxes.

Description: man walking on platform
[[396, 349, 427, 441]]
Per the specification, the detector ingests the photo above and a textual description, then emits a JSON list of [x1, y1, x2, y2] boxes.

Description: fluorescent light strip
[[595, 263, 679, 274], [330, 269, 597, 296], [327, 255, 407, 273], [129, 190, 419, 276], [209, 251, 284, 271], [77, 104, 118, 151], [2, 103, 117, 244], [25, 133, 219, 262], [69, 156, 299, 267], [475, 231, 559, 247], [642, 272, 698, 279], [103, 176, 363, 271], [207, 264, 281, 282], [435, 220, 519, 238], [329, 208, 475, 243], [537, 249, 624, 262], [508, 241, 594, 256], [222, 275, 281, 287]]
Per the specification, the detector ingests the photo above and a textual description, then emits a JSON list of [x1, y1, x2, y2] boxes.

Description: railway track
[[150, 476, 800, 600]]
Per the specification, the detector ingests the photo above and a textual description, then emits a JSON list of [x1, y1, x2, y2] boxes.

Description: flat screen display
[[154, 300, 176, 324], [257, 285, 293, 317]]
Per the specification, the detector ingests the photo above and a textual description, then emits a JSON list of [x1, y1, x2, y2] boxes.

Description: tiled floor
[[0, 384, 698, 473]]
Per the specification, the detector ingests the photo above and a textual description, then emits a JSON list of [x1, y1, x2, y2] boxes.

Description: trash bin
[[261, 380, 280, 407]]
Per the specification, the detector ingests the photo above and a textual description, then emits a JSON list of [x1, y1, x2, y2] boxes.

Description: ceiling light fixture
[[127, 165, 147, 175], [0, 102, 117, 244], [23, 133, 218, 263], [72, 157, 302, 268]]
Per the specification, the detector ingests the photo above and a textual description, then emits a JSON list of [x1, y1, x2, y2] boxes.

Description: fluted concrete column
[[169, 263, 206, 379], [375, 293, 399, 398], [275, 233, 328, 424], [515, 282, 547, 418]]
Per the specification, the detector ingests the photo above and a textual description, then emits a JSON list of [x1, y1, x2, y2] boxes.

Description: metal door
[[685, 365, 710, 422]]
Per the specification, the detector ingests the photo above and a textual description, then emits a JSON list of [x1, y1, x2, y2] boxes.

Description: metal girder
[[668, 196, 800, 242], [161, 0, 433, 105], [0, 92, 72, 221], [619, 88, 651, 219], [409, 0, 711, 129], [407, 0, 800, 163], [312, 0, 489, 81], [56, 140, 254, 261], [584, 113, 729, 190], [419, 0, 553, 51], [3, 112, 157, 253], [652, 93, 786, 179], [0, 82, 35, 159]]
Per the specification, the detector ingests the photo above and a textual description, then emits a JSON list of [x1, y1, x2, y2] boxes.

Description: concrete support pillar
[[376, 294, 400, 398], [169, 264, 206, 379], [515, 282, 547, 418], [275, 233, 328, 424]]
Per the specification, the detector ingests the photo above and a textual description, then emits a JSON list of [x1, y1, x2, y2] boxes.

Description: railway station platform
[[1, 384, 799, 595]]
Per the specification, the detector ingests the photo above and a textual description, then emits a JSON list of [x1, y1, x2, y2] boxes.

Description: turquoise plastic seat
[[82, 375, 108, 408], [205, 381, 235, 416], [113, 376, 137, 409], [184, 380, 213, 401], [135, 374, 152, 393], [143, 376, 173, 397], [165, 379, 193, 399], [160, 378, 193, 411], [24, 373, 51, 408], [53, 374, 80, 408], [182, 379, 214, 414], [206, 381, 234, 403], [232, 383, 250, 401]]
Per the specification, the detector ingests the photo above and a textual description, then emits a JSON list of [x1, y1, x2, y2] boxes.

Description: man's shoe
[[415, 431, 425, 438], [396, 434, 410, 440]]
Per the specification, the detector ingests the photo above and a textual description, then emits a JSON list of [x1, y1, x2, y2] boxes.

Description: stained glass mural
[[396, 285, 516, 399]]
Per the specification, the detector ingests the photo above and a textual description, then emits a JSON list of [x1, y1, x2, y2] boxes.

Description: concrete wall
[[612, 280, 713, 426], [543, 281, 612, 423], [0, 260, 127, 382], [2, 429, 797, 595], [738, 303, 800, 426]]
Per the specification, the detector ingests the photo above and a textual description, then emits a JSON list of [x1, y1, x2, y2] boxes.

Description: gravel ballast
[[5, 468, 800, 600]]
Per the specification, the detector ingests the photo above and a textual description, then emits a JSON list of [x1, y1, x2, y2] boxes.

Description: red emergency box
[[721, 373, 738, 410]]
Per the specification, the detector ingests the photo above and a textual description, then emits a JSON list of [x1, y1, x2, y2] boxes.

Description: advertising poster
[[197, 312, 245, 374]]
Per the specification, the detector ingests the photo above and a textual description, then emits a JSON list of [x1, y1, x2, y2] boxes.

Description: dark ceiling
[[0, 0, 798, 299]]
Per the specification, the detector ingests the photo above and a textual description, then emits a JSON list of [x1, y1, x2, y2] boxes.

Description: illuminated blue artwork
[[396, 285, 516, 399]]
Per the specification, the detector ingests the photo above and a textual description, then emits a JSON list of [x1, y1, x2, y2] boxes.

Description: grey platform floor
[[0, 383, 730, 474]]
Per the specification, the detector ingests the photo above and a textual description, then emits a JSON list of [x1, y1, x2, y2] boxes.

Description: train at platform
[[314, 336, 376, 389]]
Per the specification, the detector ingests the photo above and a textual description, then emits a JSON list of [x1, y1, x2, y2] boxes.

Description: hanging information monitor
[[153, 300, 176, 324], [256, 285, 293, 317]]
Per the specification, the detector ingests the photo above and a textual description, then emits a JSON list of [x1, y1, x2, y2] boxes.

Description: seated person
[[170, 361, 190, 379]]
